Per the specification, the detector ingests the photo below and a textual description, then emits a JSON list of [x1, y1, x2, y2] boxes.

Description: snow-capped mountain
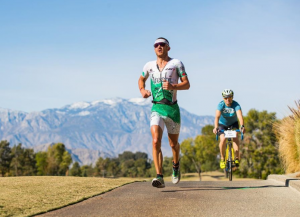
[[0, 98, 214, 165]]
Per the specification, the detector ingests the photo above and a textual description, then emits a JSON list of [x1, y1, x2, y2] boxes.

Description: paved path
[[38, 179, 300, 217]]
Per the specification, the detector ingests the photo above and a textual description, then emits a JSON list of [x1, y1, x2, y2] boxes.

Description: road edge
[[267, 172, 300, 193]]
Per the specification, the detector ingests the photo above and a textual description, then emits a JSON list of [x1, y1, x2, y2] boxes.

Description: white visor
[[154, 39, 169, 46]]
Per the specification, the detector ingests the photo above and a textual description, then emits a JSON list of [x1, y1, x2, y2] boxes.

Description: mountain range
[[0, 98, 214, 165]]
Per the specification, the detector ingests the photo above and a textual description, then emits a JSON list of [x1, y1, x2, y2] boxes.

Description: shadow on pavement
[[285, 179, 300, 187], [161, 184, 286, 193]]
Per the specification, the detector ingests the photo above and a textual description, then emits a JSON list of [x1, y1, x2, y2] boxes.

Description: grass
[[274, 100, 300, 173], [0, 176, 139, 217]]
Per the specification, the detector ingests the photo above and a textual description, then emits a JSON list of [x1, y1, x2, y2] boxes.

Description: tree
[[180, 125, 218, 180], [81, 164, 95, 177], [95, 157, 110, 177], [135, 158, 150, 177], [237, 109, 283, 179], [162, 156, 173, 176], [36, 151, 48, 175], [0, 140, 12, 176], [46, 143, 72, 175], [134, 152, 148, 160], [69, 162, 81, 176], [10, 144, 23, 176], [59, 150, 72, 175], [195, 125, 219, 172], [118, 151, 135, 162], [20, 147, 36, 175], [180, 138, 198, 175], [106, 158, 120, 177], [121, 159, 136, 177]]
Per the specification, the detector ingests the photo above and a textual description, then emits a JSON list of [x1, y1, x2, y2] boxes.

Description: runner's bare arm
[[138, 75, 151, 98], [162, 76, 190, 90]]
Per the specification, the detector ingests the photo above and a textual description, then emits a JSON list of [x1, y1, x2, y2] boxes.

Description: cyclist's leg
[[150, 113, 165, 175], [232, 122, 240, 160], [233, 137, 239, 159], [218, 134, 226, 169], [218, 124, 227, 160], [219, 134, 226, 159]]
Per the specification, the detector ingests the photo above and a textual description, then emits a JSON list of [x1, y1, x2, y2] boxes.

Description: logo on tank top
[[222, 108, 235, 114], [151, 74, 172, 84]]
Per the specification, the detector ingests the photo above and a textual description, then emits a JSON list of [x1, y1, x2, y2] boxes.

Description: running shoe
[[152, 177, 165, 188], [234, 159, 240, 167], [220, 159, 225, 169], [171, 165, 181, 184]]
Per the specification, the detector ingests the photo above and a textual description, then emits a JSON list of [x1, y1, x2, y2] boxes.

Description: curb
[[267, 172, 300, 193]]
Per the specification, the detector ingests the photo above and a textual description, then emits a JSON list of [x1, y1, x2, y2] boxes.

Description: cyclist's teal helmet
[[222, 89, 234, 98]]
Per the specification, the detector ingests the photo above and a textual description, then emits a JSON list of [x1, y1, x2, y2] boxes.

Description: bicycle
[[216, 129, 243, 181]]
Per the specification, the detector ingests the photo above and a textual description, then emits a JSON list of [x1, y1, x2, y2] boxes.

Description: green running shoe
[[152, 177, 165, 188], [172, 166, 181, 184], [220, 160, 225, 169]]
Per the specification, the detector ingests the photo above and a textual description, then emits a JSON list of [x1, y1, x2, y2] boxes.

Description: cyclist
[[138, 37, 190, 188], [213, 89, 245, 169]]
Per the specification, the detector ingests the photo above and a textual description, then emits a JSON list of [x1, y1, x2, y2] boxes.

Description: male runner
[[138, 37, 190, 188], [213, 89, 245, 169]]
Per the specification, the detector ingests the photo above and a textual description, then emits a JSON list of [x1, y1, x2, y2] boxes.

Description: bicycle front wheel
[[227, 143, 233, 181], [228, 161, 232, 181]]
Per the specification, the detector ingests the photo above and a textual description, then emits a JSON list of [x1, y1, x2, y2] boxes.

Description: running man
[[138, 37, 190, 188], [213, 89, 245, 169]]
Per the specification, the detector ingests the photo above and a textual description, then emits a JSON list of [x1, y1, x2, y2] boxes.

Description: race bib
[[224, 130, 237, 138]]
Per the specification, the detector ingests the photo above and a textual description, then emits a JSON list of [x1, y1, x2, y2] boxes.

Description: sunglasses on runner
[[154, 42, 166, 48], [223, 96, 233, 100]]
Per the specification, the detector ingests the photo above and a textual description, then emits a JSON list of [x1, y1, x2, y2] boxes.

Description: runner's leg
[[168, 133, 180, 164], [168, 133, 181, 184], [151, 125, 163, 175]]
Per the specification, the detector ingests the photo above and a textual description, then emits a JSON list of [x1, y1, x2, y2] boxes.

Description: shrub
[[274, 100, 300, 173]]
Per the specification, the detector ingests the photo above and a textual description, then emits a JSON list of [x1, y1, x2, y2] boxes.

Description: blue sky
[[0, 0, 299, 119]]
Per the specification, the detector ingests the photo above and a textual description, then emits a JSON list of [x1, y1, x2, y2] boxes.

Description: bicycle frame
[[216, 129, 243, 181]]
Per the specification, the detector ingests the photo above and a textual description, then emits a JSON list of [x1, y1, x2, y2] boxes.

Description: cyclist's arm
[[236, 110, 245, 133], [213, 110, 221, 134], [138, 75, 151, 98]]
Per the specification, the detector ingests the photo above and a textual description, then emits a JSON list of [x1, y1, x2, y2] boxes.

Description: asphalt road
[[38, 180, 300, 217]]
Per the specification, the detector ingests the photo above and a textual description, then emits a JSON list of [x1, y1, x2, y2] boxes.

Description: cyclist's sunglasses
[[223, 96, 233, 100], [154, 42, 167, 48]]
